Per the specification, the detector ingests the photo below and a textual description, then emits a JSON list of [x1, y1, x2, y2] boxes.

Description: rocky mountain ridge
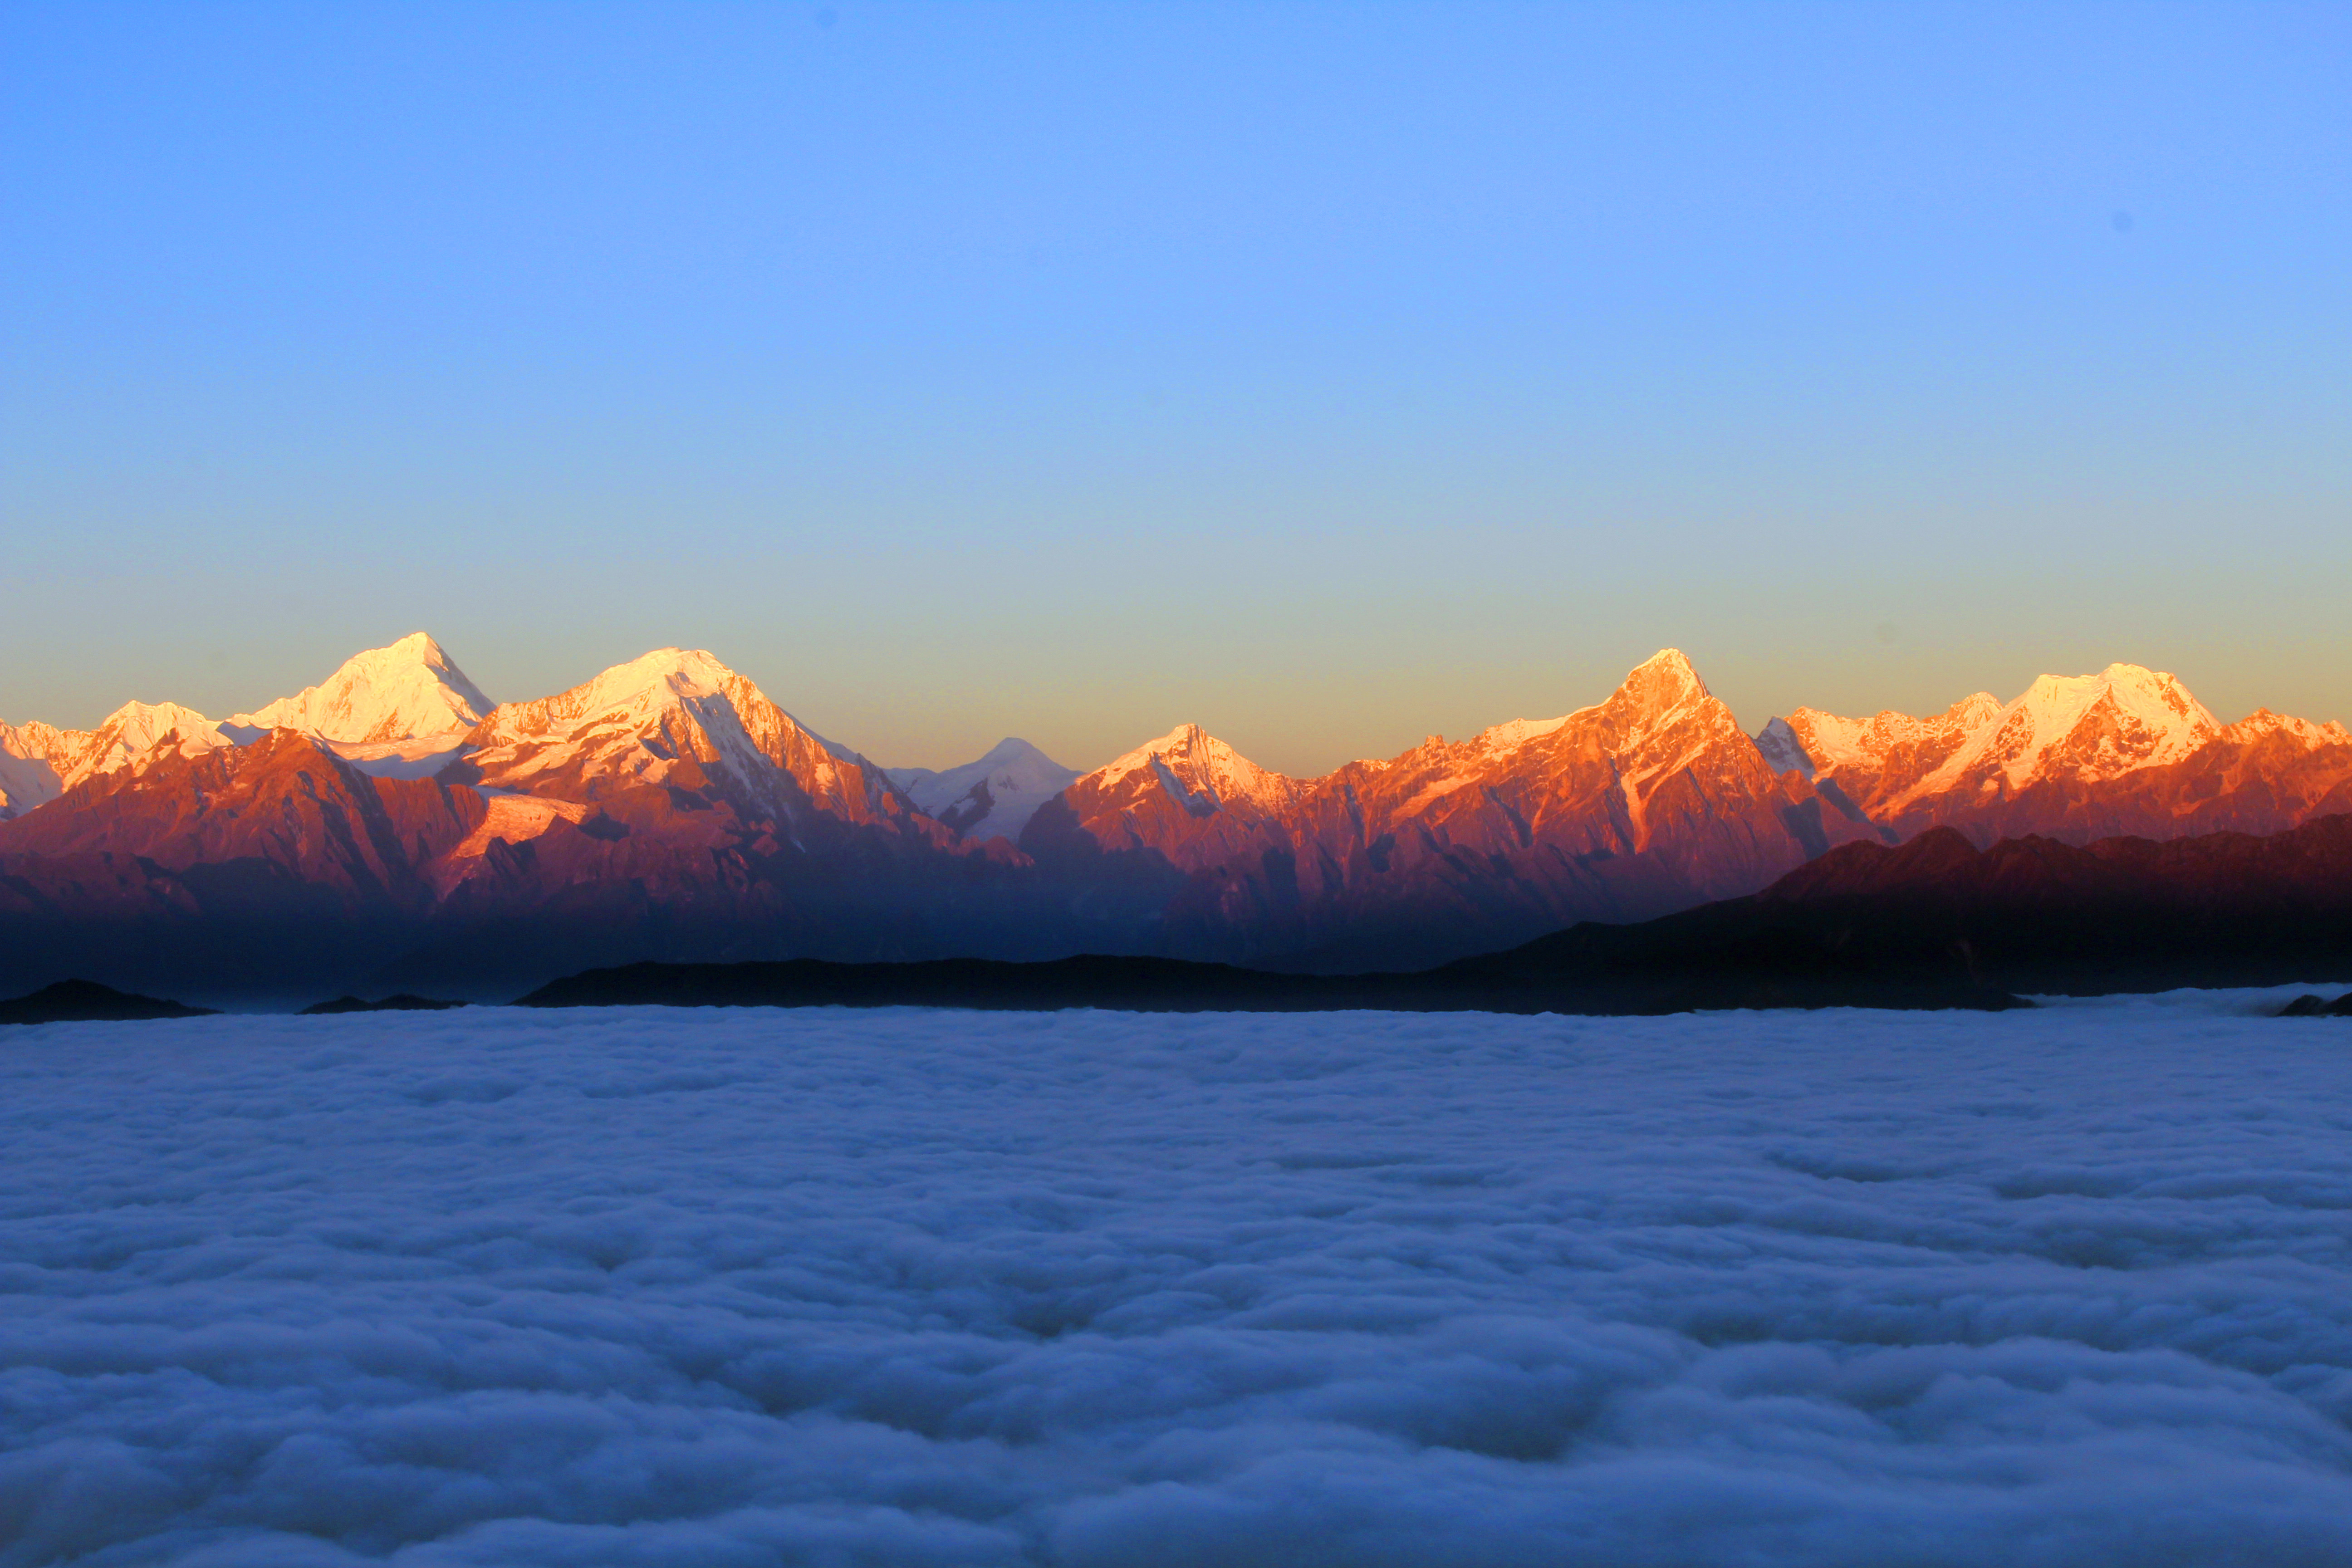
[[1767, 663, 2352, 844], [4, 635, 2347, 994], [1022, 650, 1883, 965]]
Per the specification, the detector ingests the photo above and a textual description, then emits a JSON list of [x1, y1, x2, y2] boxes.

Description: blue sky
[[4, 2, 2346, 772]]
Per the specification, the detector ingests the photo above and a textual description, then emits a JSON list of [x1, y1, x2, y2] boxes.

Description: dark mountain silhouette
[[0, 979, 216, 1026]]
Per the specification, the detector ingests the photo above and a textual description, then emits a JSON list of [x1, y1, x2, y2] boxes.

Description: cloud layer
[[5, 1001, 2352, 1565]]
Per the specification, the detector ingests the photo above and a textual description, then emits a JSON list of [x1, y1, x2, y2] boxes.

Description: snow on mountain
[[888, 738, 1079, 842], [1460, 712, 1573, 758], [1764, 694, 2006, 821], [1769, 664, 2221, 823], [1025, 650, 1875, 967], [230, 632, 492, 747], [6, 635, 491, 813], [0, 720, 80, 819], [2208, 707, 2352, 750], [1087, 723, 1304, 821], [1060, 649, 1790, 858], [1368, 649, 1777, 852], [8, 636, 2345, 972], [57, 701, 232, 790], [1351, 652, 1740, 834], [459, 647, 915, 828], [10, 693, 265, 808], [1925, 664, 2217, 799], [1772, 693, 2003, 779]]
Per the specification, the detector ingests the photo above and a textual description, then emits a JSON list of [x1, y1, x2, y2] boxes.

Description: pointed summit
[[1089, 724, 1300, 818], [472, 647, 739, 744], [1636, 647, 1705, 683], [232, 633, 492, 745], [1602, 648, 1714, 721]]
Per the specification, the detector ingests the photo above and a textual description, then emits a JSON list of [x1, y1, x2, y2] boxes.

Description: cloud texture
[[4, 1001, 2352, 1565]]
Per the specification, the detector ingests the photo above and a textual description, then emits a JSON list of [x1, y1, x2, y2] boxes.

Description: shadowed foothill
[[299, 995, 471, 1015], [2277, 993, 2352, 1018], [516, 817, 2352, 1016], [0, 979, 216, 1026]]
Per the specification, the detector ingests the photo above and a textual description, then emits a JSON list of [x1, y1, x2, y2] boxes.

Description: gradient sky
[[4, 2, 2347, 774]]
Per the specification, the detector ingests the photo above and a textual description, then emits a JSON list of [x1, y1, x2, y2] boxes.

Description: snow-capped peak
[[60, 701, 231, 789], [472, 647, 744, 745], [1637, 646, 1703, 681], [1936, 662, 2217, 795], [1584, 649, 1722, 747], [1616, 647, 1708, 710], [1093, 724, 1299, 817], [231, 632, 492, 745], [1590, 648, 1737, 755], [0, 720, 81, 818], [1404, 656, 1710, 774], [1460, 713, 1570, 756], [456, 647, 908, 827], [888, 738, 1080, 841]]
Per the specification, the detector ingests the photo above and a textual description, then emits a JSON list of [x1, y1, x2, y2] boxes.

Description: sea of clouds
[[4, 998, 2352, 1566]]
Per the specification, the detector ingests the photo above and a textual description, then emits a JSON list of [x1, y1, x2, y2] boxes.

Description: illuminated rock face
[[3, 637, 2350, 989], [1024, 650, 1885, 966], [1765, 668, 2352, 847], [450, 646, 926, 831]]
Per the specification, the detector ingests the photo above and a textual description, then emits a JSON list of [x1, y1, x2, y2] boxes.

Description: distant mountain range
[[4, 634, 2348, 998]]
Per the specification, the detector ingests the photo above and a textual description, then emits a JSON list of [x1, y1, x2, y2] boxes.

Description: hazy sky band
[[4, 2, 2345, 773]]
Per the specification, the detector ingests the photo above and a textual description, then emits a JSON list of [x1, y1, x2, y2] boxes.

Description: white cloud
[[3, 1002, 2352, 1565]]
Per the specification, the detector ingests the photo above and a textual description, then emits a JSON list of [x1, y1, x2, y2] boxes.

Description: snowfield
[[5, 1002, 2352, 1566]]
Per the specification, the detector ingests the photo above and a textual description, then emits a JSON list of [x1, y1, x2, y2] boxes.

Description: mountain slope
[[387, 649, 1009, 980], [0, 727, 484, 912]]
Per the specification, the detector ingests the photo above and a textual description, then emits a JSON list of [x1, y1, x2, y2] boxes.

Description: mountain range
[[4, 633, 2347, 998]]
